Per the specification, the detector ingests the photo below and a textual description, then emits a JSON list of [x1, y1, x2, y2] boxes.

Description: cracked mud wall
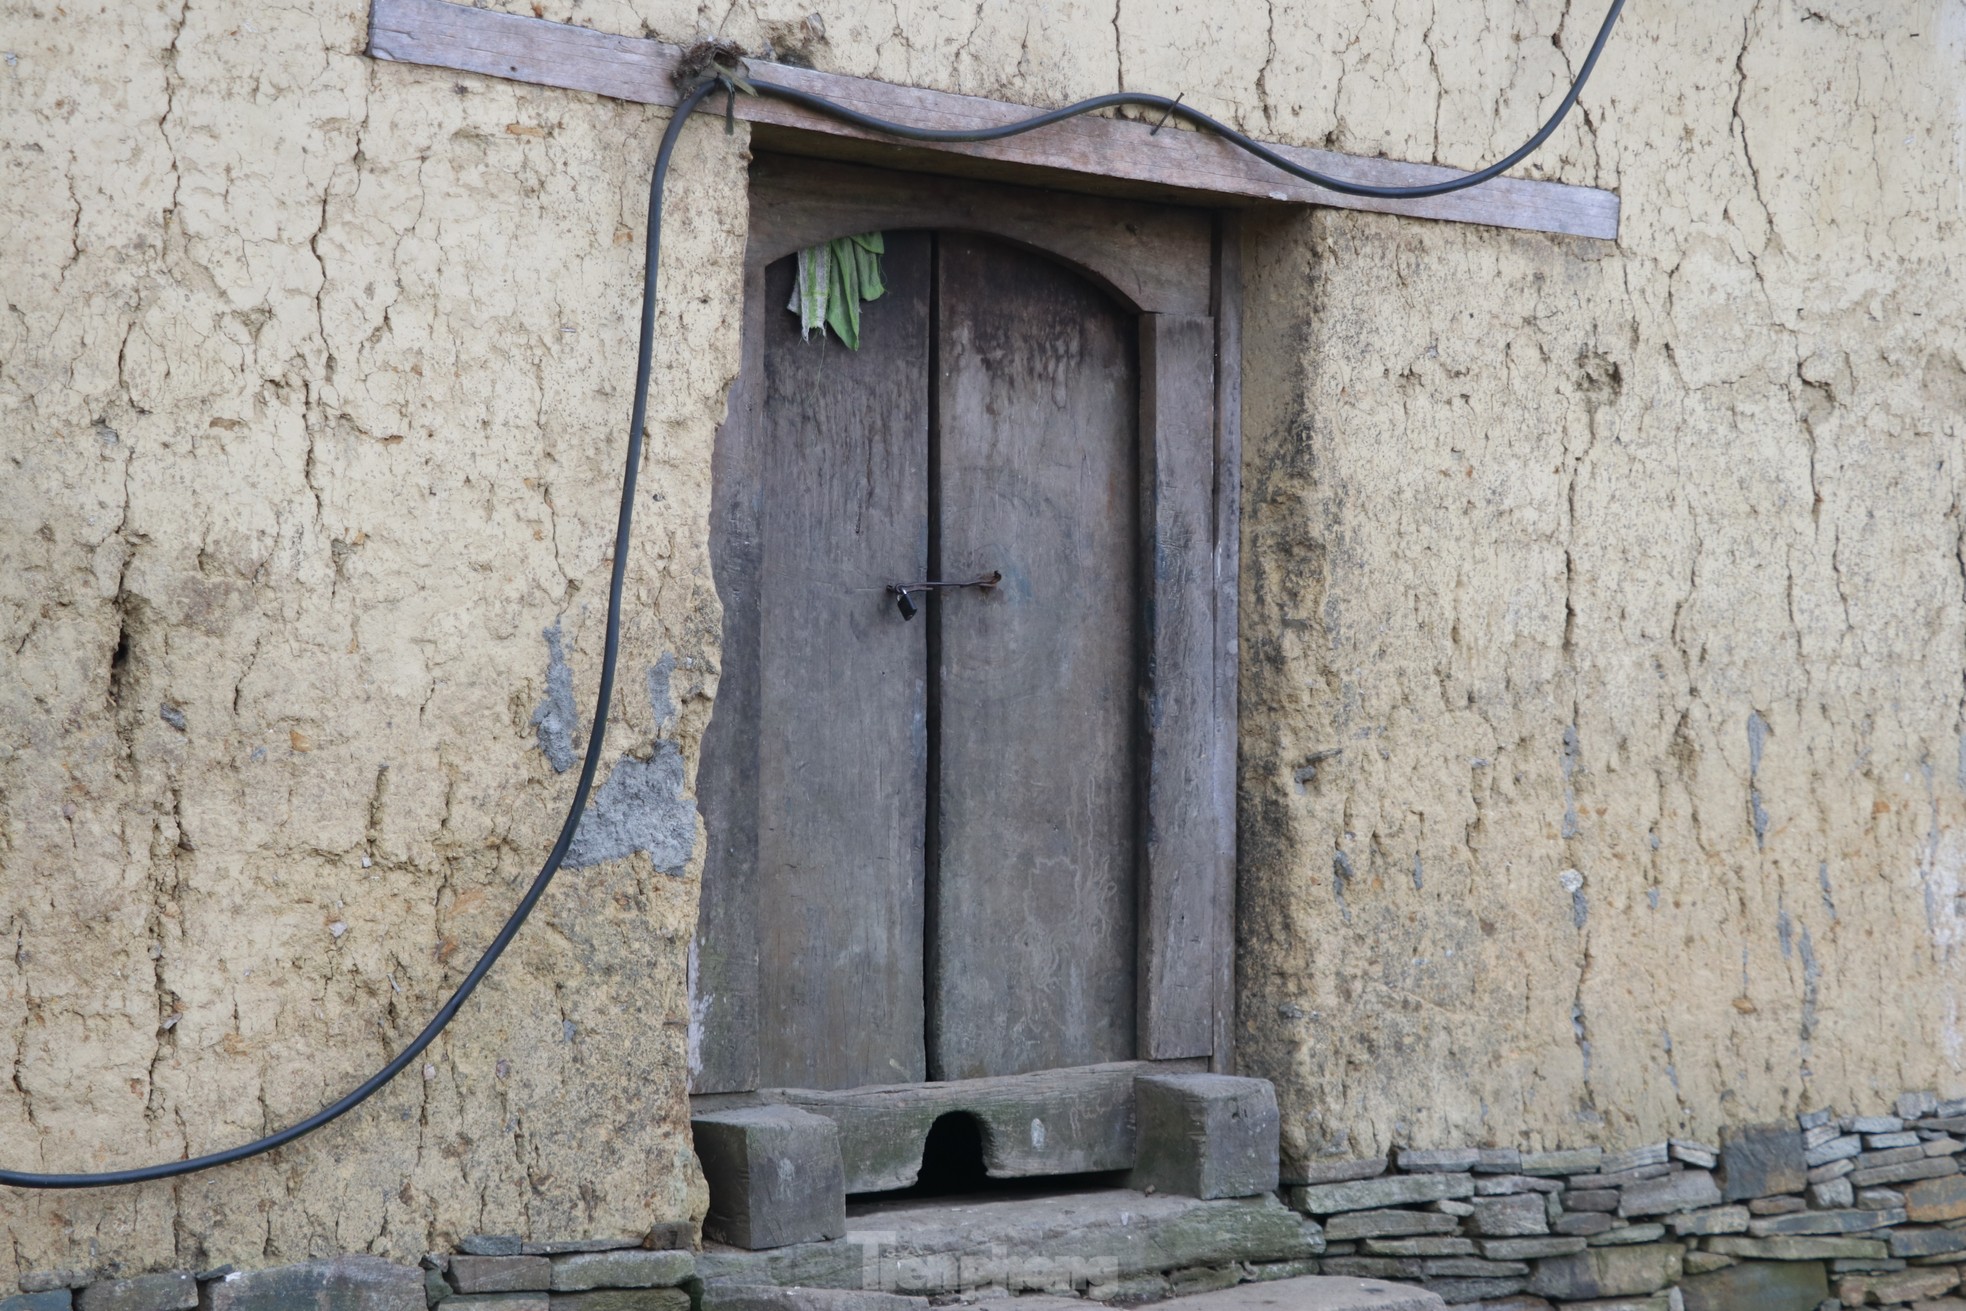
[[1235, 3, 1966, 1173], [1, 0, 747, 1276], [3, 0, 1963, 1283]]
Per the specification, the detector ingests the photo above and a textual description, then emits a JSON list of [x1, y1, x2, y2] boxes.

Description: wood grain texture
[[1208, 220, 1243, 1075], [1138, 313, 1220, 1062], [366, 0, 1620, 240], [929, 233, 1141, 1082], [752, 235, 932, 1090], [773, 1061, 1194, 1191], [746, 156, 1212, 316], [693, 267, 770, 1094]]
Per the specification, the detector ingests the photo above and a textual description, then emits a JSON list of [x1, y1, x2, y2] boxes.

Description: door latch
[[886, 570, 1002, 620]]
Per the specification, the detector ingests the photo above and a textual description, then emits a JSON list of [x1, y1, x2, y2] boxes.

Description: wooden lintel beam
[[367, 0, 1620, 241]]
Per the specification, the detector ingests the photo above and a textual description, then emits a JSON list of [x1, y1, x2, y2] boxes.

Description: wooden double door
[[696, 157, 1236, 1105]]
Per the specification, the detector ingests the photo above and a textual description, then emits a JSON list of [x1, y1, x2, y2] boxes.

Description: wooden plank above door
[[367, 0, 1620, 240]]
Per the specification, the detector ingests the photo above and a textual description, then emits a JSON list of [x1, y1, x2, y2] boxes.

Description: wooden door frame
[[693, 153, 1242, 1096]]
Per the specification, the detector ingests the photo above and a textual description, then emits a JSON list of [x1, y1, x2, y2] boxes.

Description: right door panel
[[929, 233, 1142, 1080]]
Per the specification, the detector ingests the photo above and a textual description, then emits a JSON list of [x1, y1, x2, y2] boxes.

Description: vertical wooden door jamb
[[1137, 309, 1220, 1062], [693, 264, 769, 1095], [1208, 214, 1243, 1075]]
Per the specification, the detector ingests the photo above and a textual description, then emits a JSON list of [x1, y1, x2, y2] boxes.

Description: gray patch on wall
[[1561, 724, 1582, 840], [1748, 710, 1771, 848], [563, 654, 698, 873], [532, 620, 579, 774]]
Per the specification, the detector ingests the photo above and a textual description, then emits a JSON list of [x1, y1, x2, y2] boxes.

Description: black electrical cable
[[1, 1, 1620, 1189], [750, 0, 1624, 201]]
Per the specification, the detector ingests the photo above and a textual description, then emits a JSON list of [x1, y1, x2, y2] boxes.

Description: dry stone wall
[[4, 0, 1965, 1287]]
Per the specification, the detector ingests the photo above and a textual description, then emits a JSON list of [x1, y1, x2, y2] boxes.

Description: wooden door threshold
[[693, 1060, 1205, 1193]]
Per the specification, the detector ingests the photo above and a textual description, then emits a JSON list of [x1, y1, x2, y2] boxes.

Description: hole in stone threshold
[[848, 1111, 1128, 1209]]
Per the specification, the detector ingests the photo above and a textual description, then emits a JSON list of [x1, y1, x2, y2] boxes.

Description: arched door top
[[746, 154, 1214, 317]]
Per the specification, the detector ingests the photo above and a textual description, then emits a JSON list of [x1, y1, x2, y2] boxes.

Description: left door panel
[[753, 232, 932, 1090]]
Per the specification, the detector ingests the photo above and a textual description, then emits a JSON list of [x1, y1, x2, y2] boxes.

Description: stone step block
[[694, 1106, 847, 1251], [1679, 1258, 1828, 1311], [548, 1253, 694, 1292], [1291, 1174, 1474, 1216], [450, 1259, 550, 1294], [1131, 1073, 1281, 1201]]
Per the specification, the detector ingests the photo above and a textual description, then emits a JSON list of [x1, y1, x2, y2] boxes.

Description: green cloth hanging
[[788, 232, 886, 349]]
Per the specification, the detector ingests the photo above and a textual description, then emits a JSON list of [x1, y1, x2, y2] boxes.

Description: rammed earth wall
[[5, 0, 1966, 1285]]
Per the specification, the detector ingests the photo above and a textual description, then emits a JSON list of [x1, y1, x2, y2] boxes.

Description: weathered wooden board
[[772, 1061, 1197, 1192], [929, 233, 1141, 1082], [367, 0, 1620, 240], [746, 156, 1213, 316], [693, 267, 769, 1094], [1137, 314, 1220, 1061], [1207, 220, 1243, 1073], [752, 234, 932, 1090]]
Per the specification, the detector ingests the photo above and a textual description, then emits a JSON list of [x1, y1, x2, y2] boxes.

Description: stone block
[[1325, 1210, 1461, 1240], [1720, 1123, 1808, 1201], [643, 1224, 694, 1253], [448, 1297, 548, 1311], [1678, 1259, 1828, 1311], [450, 1260, 551, 1294], [1466, 1193, 1546, 1237], [1669, 1140, 1719, 1169], [548, 1294, 688, 1311], [425, 1268, 453, 1307], [520, 1242, 642, 1257], [1851, 1115, 1908, 1134], [547, 1254, 694, 1292], [1291, 1174, 1475, 1215], [1805, 1134, 1862, 1167], [1524, 1244, 1683, 1301], [1419, 1277, 1526, 1303], [1906, 1092, 1945, 1120], [1811, 1177, 1856, 1209], [1240, 1261, 1322, 1283], [4, 1295, 74, 1311], [1520, 1149, 1602, 1176], [1288, 1157, 1389, 1186], [1706, 1235, 1888, 1260], [1681, 1251, 1735, 1274], [1589, 1224, 1666, 1246], [459, 1240, 525, 1258], [1809, 1158, 1857, 1184], [694, 1107, 846, 1251], [1145, 1275, 1448, 1310], [1431, 1199, 1473, 1217], [1567, 1189, 1620, 1212], [1555, 1212, 1620, 1237], [1621, 1168, 1722, 1217], [18, 1277, 90, 1296], [77, 1276, 196, 1311], [1474, 1149, 1522, 1174], [1895, 1227, 1966, 1258], [1748, 1194, 1807, 1214], [1861, 1186, 1909, 1208], [1475, 1176, 1562, 1196], [1853, 1157, 1960, 1188], [1132, 1074, 1281, 1200], [1870, 1131, 1924, 1149], [1357, 1238, 1473, 1258], [1418, 1258, 1527, 1278], [1909, 1175, 1966, 1223], [1568, 1164, 1671, 1190], [1168, 1264, 1243, 1297], [1748, 1206, 1904, 1236], [1600, 1144, 1670, 1174], [204, 1258, 425, 1311], [1667, 1205, 1749, 1236], [1866, 1266, 1963, 1301], [1396, 1149, 1480, 1173], [1474, 1237, 1588, 1260]]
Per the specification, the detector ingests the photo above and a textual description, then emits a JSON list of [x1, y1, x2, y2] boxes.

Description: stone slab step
[[697, 1187, 1322, 1296], [721, 1277, 1445, 1311]]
